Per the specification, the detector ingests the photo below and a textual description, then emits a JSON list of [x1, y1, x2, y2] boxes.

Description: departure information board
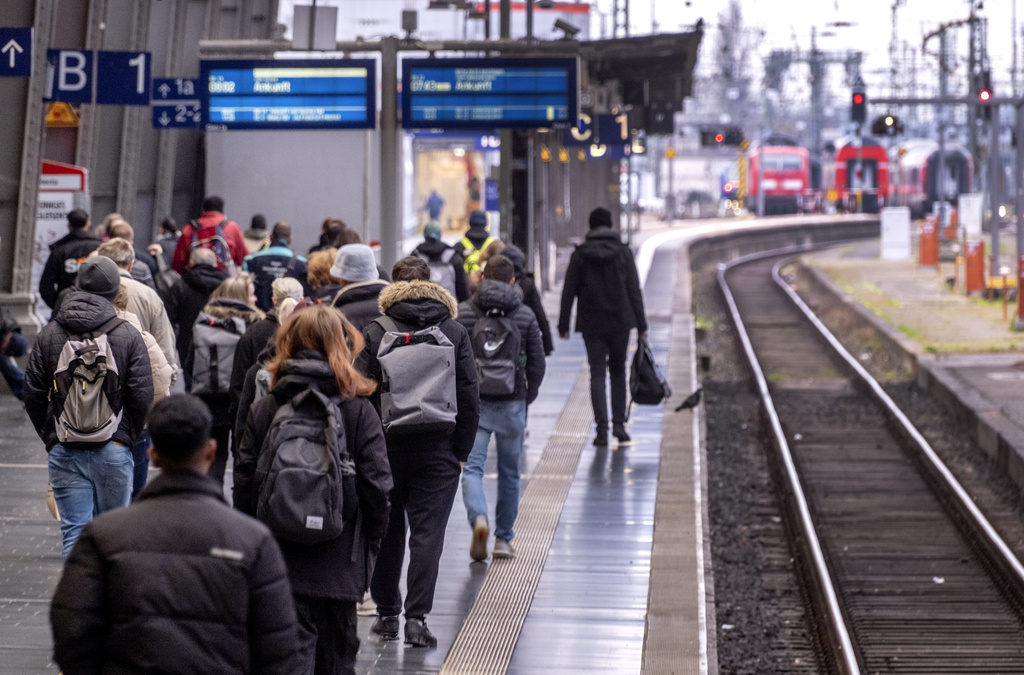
[[200, 59, 376, 130], [402, 57, 578, 130]]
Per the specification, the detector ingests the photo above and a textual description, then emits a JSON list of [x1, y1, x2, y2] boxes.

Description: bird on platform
[[675, 387, 703, 412]]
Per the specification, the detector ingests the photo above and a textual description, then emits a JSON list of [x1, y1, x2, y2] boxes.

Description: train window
[[762, 154, 802, 172], [910, 168, 920, 184]]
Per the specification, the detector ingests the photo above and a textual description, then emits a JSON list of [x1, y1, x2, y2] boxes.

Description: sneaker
[[594, 428, 608, 446], [405, 617, 437, 648], [356, 591, 377, 616], [612, 423, 631, 443], [470, 515, 489, 562], [493, 538, 516, 559], [371, 615, 399, 640]]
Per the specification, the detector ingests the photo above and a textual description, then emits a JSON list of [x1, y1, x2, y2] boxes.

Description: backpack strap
[[374, 316, 400, 334], [440, 248, 456, 264], [84, 316, 126, 340]]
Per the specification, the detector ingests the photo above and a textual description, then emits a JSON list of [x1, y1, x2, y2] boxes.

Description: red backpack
[[189, 219, 237, 275]]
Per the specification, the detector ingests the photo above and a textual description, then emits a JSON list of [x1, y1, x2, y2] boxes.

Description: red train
[[833, 137, 889, 214], [746, 143, 811, 215], [895, 139, 972, 219]]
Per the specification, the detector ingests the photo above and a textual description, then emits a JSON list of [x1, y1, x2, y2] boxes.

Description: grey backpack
[[255, 389, 353, 544], [190, 312, 246, 395], [417, 248, 458, 298], [374, 316, 458, 434], [52, 317, 125, 445]]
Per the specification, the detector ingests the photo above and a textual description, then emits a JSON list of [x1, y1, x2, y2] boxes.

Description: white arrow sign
[[2, 39, 23, 69], [157, 82, 170, 99], [158, 111, 170, 126]]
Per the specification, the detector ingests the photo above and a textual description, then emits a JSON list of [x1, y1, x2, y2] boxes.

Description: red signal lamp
[[724, 182, 734, 193], [714, 133, 724, 143], [853, 93, 864, 105], [980, 90, 991, 101]]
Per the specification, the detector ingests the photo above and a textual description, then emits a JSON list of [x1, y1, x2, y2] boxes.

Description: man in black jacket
[[356, 257, 480, 648], [165, 248, 228, 390], [456, 255, 545, 561], [558, 207, 648, 447], [24, 256, 153, 558], [38, 208, 102, 311], [51, 394, 301, 675]]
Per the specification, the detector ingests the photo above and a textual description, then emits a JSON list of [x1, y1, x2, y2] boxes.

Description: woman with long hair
[[235, 305, 392, 675]]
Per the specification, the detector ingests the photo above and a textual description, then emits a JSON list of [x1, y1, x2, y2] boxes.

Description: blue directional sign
[[46, 50, 93, 103], [96, 51, 151, 105], [0, 28, 32, 77], [152, 77, 202, 129], [200, 59, 376, 130], [402, 57, 579, 130]]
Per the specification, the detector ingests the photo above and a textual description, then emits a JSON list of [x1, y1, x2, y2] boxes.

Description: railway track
[[719, 250, 1024, 674]]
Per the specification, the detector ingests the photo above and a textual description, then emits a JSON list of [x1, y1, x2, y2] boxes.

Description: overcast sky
[[591, 0, 1022, 94]]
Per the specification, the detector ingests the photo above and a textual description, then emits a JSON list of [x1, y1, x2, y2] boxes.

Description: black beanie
[[589, 207, 613, 230]]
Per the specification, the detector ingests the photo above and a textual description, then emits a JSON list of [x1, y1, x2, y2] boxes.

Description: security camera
[[553, 18, 580, 38]]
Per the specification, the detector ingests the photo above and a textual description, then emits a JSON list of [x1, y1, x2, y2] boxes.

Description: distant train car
[[834, 137, 889, 214], [896, 139, 972, 219], [746, 144, 810, 215]]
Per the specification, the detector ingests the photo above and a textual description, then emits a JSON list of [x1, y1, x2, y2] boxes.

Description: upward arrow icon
[[158, 82, 171, 99], [2, 39, 24, 69]]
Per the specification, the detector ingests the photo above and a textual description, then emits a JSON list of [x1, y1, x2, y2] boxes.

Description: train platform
[[801, 239, 1024, 493], [0, 227, 712, 674]]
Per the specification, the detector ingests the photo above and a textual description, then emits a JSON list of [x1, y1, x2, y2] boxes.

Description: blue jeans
[[48, 442, 133, 559], [461, 399, 527, 542]]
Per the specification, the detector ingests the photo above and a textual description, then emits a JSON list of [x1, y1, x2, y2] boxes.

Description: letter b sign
[[46, 50, 93, 104]]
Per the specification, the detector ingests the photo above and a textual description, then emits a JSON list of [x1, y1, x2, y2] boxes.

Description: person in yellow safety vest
[[460, 210, 496, 275]]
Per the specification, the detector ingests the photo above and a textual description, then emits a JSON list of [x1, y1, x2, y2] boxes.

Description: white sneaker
[[470, 516, 489, 561], [492, 538, 516, 559]]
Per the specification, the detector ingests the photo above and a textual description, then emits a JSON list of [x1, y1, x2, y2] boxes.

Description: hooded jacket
[[355, 281, 480, 462], [331, 279, 389, 332], [39, 229, 103, 310], [457, 279, 546, 404], [558, 227, 648, 335], [501, 245, 554, 355], [235, 352, 393, 601], [117, 309, 173, 402], [24, 291, 153, 451], [411, 238, 470, 302], [51, 470, 301, 675], [188, 297, 263, 419], [166, 264, 229, 372]]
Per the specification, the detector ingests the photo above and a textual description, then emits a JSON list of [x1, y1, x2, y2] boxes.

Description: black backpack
[[470, 305, 522, 397], [254, 389, 354, 544], [630, 336, 672, 407]]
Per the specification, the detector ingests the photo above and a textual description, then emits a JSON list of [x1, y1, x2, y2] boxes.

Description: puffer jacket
[[229, 308, 281, 441], [24, 291, 153, 451], [51, 470, 300, 674], [501, 244, 554, 355], [235, 352, 393, 601], [188, 297, 263, 421], [558, 227, 648, 335], [166, 263, 229, 368], [457, 279, 546, 404], [355, 280, 480, 462], [331, 279, 389, 332]]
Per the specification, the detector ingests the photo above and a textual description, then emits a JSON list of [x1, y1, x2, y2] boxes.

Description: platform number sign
[[46, 50, 93, 103], [152, 77, 202, 128], [45, 49, 151, 105]]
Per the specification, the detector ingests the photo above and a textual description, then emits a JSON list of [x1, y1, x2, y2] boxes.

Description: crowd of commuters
[[16, 197, 645, 674]]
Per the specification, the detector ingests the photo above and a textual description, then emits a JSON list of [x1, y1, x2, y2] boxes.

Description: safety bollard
[[964, 241, 985, 294], [919, 218, 939, 268]]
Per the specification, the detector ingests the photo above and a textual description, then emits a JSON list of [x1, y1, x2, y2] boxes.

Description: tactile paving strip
[[441, 368, 593, 674]]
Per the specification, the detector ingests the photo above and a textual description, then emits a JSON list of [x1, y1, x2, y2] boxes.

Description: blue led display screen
[[200, 59, 376, 130], [402, 57, 578, 130]]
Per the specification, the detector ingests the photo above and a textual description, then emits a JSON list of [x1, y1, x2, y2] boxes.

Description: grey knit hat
[[74, 256, 121, 301], [330, 244, 378, 283]]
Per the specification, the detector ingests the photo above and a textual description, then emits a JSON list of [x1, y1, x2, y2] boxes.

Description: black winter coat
[[355, 280, 480, 462], [558, 227, 648, 336], [51, 470, 300, 675], [165, 264, 228, 368], [500, 244, 554, 355], [457, 279, 546, 404], [235, 353, 393, 601], [39, 229, 102, 310], [24, 292, 152, 451], [331, 279, 389, 332], [229, 309, 280, 432], [412, 239, 470, 301]]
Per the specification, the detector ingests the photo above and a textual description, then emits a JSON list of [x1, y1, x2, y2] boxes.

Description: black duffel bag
[[629, 336, 672, 412]]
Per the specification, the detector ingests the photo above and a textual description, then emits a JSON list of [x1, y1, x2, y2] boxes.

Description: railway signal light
[[870, 114, 904, 137], [851, 89, 867, 124], [977, 70, 993, 121], [700, 127, 745, 147]]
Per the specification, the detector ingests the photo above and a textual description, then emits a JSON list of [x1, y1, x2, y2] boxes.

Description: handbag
[[628, 336, 672, 418], [152, 250, 181, 305]]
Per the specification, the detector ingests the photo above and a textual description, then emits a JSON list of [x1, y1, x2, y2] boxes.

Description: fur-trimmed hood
[[202, 297, 264, 325], [378, 280, 458, 324]]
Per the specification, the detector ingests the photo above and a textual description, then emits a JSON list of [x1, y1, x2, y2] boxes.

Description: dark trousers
[[583, 331, 630, 428], [130, 430, 151, 500], [371, 449, 460, 620], [207, 424, 231, 487], [294, 595, 358, 675]]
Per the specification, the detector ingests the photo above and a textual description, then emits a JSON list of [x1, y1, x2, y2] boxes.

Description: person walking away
[[412, 221, 469, 301], [244, 221, 309, 311], [356, 256, 479, 648], [0, 307, 27, 399], [188, 274, 263, 488], [23, 256, 152, 558], [244, 213, 271, 254], [456, 255, 545, 561], [307, 248, 342, 303], [330, 244, 389, 332], [308, 217, 346, 255], [106, 220, 157, 289], [460, 210, 496, 277], [423, 189, 445, 222], [165, 248, 228, 391], [110, 286, 173, 499], [235, 306, 392, 675], [557, 207, 648, 447], [501, 243, 554, 356], [39, 209, 102, 312], [151, 217, 180, 266], [170, 194, 247, 274], [51, 394, 301, 674]]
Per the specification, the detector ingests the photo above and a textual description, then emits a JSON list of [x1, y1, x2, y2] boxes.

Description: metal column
[[379, 36, 401, 271], [990, 109, 1002, 276]]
